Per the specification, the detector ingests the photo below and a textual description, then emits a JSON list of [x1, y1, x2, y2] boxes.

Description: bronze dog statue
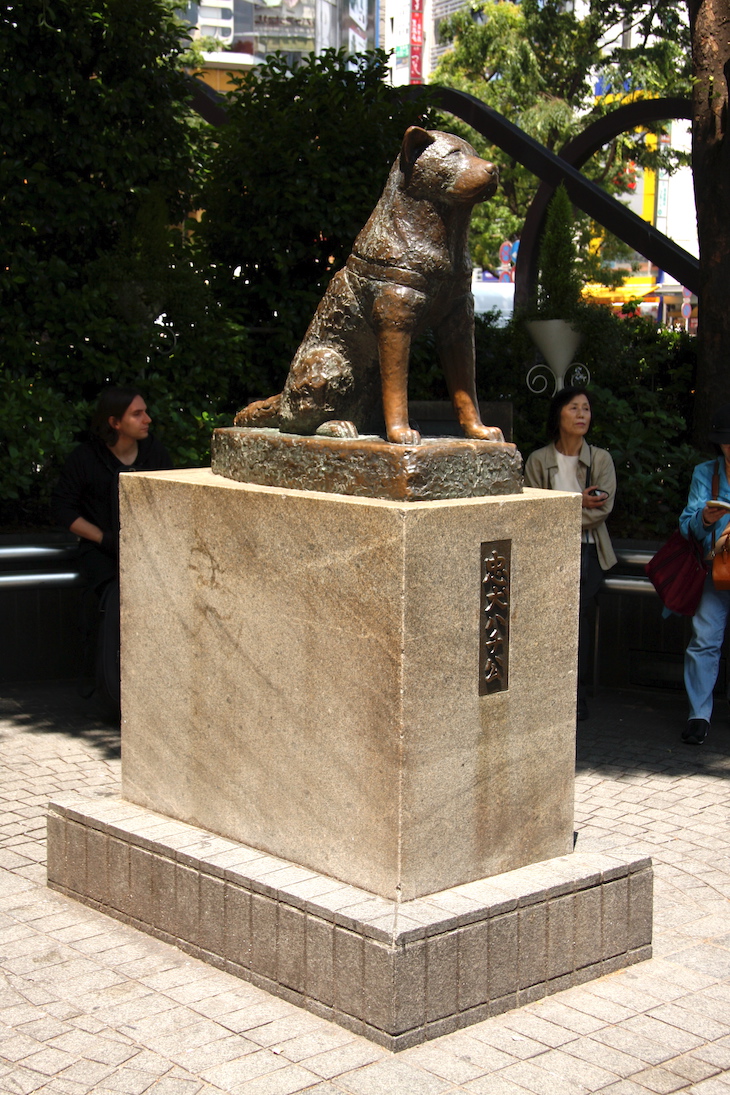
[[235, 126, 501, 445]]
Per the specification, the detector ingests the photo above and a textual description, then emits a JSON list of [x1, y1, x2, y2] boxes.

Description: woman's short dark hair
[[91, 387, 142, 445], [546, 386, 591, 444]]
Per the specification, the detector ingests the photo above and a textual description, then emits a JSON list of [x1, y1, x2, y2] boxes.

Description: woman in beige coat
[[524, 386, 616, 721]]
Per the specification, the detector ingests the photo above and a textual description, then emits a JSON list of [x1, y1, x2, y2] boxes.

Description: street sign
[[499, 241, 512, 264], [681, 302, 692, 319]]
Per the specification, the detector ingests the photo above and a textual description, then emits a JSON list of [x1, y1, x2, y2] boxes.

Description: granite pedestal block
[[47, 792, 653, 1052], [116, 469, 581, 902]]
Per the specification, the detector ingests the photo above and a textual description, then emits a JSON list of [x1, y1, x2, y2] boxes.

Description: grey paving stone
[[335, 1057, 455, 1094], [3, 682, 730, 1094]]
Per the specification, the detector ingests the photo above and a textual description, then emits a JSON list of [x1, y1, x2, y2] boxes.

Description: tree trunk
[[688, 0, 730, 446]]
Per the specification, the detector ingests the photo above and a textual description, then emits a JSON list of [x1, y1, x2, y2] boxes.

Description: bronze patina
[[234, 126, 505, 449]]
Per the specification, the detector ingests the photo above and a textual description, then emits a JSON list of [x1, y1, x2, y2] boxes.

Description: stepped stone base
[[47, 792, 653, 1051]]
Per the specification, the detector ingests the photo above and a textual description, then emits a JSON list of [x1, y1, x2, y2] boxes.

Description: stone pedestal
[[46, 464, 653, 1047], [117, 469, 579, 902], [47, 792, 653, 1051]]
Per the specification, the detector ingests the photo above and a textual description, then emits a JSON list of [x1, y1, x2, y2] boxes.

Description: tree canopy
[[0, 0, 244, 525], [432, 0, 693, 275]]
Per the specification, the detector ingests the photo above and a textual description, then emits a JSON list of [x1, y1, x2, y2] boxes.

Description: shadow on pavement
[[0, 679, 121, 759], [578, 685, 730, 778]]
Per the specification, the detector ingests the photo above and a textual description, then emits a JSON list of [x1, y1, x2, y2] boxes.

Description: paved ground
[[1, 682, 730, 1095]]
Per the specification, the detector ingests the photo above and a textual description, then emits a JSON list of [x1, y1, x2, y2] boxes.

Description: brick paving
[[1, 682, 729, 1094]]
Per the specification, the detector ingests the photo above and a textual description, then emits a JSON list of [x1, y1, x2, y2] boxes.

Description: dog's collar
[[346, 254, 471, 294]]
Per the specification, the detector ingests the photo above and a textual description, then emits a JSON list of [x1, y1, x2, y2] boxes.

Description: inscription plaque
[[479, 540, 511, 695]]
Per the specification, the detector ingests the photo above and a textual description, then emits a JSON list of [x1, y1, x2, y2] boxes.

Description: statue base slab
[[47, 792, 653, 1051], [211, 427, 522, 501]]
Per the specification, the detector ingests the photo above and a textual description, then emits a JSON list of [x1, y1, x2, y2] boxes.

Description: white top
[[554, 451, 593, 543]]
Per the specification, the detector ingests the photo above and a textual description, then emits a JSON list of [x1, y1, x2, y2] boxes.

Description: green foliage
[[198, 49, 435, 399], [432, 0, 692, 275], [534, 184, 583, 319], [587, 383, 698, 540], [0, 0, 249, 526], [471, 306, 699, 539]]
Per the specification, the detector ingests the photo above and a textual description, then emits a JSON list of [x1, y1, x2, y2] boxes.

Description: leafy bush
[[0, 0, 249, 528]]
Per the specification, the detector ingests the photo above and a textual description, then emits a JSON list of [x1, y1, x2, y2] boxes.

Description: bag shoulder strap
[[711, 460, 720, 555]]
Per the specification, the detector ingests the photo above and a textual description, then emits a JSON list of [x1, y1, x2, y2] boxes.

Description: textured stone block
[[211, 428, 522, 501], [426, 931, 458, 1022], [457, 919, 489, 1010], [106, 837, 130, 914], [628, 868, 654, 949], [175, 864, 200, 945], [334, 928, 363, 1018], [199, 873, 225, 956], [277, 904, 306, 993], [518, 903, 547, 988], [85, 826, 109, 904], [65, 820, 87, 895], [574, 884, 602, 969], [46, 812, 67, 888], [489, 913, 519, 999], [362, 941, 396, 1032], [394, 942, 427, 1034], [602, 876, 629, 959], [119, 470, 578, 902], [306, 914, 335, 1006], [547, 895, 574, 980], [250, 892, 278, 979], [128, 845, 154, 925], [151, 855, 176, 935], [224, 883, 251, 968]]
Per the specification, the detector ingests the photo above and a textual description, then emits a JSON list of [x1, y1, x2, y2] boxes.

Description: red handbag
[[645, 530, 707, 615]]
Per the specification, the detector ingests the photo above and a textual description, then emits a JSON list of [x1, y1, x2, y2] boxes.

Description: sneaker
[[682, 719, 709, 745]]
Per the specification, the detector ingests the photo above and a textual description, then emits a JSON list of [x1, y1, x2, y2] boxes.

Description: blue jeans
[[685, 576, 730, 721]]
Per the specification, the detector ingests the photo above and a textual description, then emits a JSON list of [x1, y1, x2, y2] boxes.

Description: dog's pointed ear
[[400, 126, 434, 177]]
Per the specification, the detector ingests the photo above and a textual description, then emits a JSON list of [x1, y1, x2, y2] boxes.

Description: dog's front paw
[[315, 420, 359, 439], [464, 424, 505, 442], [387, 425, 421, 445]]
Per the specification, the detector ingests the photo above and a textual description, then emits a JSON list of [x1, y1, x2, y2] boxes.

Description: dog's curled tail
[[233, 393, 283, 428]]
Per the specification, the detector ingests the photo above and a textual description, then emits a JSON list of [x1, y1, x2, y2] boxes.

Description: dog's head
[[399, 127, 499, 206]]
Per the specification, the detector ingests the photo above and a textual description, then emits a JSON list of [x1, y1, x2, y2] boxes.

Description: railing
[[603, 547, 656, 597], [0, 542, 83, 589]]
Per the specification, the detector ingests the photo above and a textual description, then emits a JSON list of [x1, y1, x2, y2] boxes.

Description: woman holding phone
[[679, 403, 730, 745], [525, 386, 617, 721]]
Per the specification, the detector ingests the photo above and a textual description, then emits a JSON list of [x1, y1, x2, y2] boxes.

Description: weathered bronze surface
[[234, 126, 500, 447], [212, 428, 522, 501], [480, 540, 511, 694]]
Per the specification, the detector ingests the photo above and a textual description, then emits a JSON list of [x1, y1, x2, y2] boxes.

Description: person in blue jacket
[[679, 403, 730, 745]]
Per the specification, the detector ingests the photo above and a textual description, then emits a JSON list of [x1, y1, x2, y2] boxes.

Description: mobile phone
[[588, 488, 607, 498]]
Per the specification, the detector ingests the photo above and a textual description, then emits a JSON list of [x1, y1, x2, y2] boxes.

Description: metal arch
[[189, 75, 698, 295], [403, 85, 698, 295], [514, 98, 694, 306]]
